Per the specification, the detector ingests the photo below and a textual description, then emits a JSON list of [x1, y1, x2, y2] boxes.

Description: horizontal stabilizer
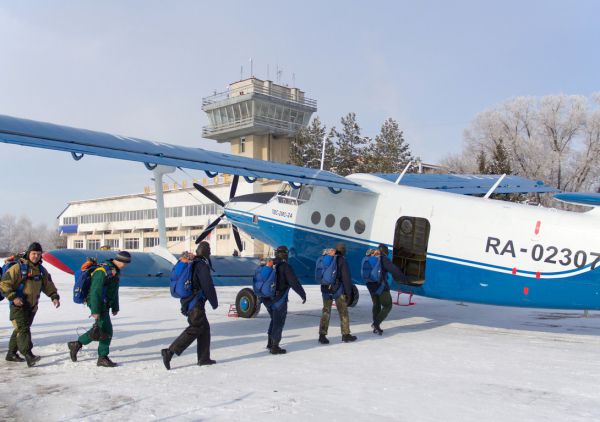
[[554, 193, 600, 207], [374, 173, 559, 195]]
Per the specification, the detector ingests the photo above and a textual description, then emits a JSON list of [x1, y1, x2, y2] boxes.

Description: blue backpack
[[361, 256, 382, 283], [170, 260, 195, 299], [73, 259, 111, 304], [315, 255, 338, 286], [253, 264, 277, 299]]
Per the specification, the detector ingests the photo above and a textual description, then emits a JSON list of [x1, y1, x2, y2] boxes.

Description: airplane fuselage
[[226, 174, 600, 310]]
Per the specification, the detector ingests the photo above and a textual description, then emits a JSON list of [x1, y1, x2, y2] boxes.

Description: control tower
[[202, 77, 317, 164]]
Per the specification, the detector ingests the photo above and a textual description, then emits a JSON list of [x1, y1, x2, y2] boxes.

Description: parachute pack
[[170, 260, 195, 299], [1, 255, 47, 303], [73, 258, 110, 304], [253, 263, 277, 299], [361, 256, 386, 295], [315, 255, 338, 286]]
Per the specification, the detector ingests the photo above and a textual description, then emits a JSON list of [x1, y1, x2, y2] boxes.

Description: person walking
[[161, 241, 218, 370], [67, 251, 131, 367], [318, 243, 357, 344], [1, 242, 60, 367]]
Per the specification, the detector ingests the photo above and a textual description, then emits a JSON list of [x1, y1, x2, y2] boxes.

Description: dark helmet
[[275, 245, 289, 260]]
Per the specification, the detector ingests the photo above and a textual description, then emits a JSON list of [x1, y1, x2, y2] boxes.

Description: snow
[[2, 263, 600, 422]]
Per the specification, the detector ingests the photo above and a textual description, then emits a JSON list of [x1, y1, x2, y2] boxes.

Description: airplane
[[2, 114, 600, 318]]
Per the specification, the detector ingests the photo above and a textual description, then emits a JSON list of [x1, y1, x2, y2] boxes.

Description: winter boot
[[68, 341, 82, 362], [198, 359, 217, 366], [270, 343, 287, 355], [5, 351, 25, 362], [371, 323, 383, 335], [25, 352, 41, 367], [97, 356, 117, 367], [341, 334, 357, 343], [161, 348, 174, 370], [318, 334, 330, 344], [266, 335, 273, 350]]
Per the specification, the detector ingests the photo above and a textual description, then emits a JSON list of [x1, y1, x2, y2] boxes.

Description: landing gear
[[235, 288, 261, 318]]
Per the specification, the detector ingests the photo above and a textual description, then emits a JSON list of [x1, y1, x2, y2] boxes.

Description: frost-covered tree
[[0, 214, 64, 255], [330, 113, 369, 175], [364, 118, 414, 173], [443, 94, 600, 195]]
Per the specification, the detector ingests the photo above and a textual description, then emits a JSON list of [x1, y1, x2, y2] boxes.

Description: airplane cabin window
[[325, 214, 335, 227], [311, 211, 321, 224], [354, 220, 366, 234], [340, 217, 350, 231]]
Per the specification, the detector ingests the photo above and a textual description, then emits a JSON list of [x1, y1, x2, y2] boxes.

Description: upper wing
[[0, 114, 369, 193], [373, 173, 558, 195]]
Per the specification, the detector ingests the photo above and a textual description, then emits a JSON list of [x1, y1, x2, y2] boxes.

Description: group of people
[[1, 239, 406, 370]]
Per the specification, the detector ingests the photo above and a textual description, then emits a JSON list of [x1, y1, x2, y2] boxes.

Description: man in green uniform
[[0, 242, 60, 367], [67, 251, 131, 367]]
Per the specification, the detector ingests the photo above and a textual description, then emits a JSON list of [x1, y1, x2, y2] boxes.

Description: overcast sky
[[1, 0, 599, 226]]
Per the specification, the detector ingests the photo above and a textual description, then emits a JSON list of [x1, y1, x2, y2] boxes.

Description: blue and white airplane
[[1, 114, 599, 316]]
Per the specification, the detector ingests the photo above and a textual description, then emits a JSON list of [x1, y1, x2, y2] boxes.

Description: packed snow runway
[[2, 264, 600, 422]]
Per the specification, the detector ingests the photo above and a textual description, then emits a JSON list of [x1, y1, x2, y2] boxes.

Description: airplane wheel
[[236, 288, 259, 318], [348, 285, 359, 307]]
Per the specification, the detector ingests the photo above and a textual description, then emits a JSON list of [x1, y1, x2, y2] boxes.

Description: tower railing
[[202, 82, 317, 109]]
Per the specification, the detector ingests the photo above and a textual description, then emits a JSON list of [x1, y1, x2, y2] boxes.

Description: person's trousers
[[371, 290, 393, 325], [79, 312, 113, 357], [9, 305, 36, 355], [319, 295, 350, 336], [169, 305, 211, 362], [266, 301, 288, 344]]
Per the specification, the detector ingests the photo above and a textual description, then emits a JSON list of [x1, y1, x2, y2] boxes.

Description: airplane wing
[[373, 173, 558, 195], [0, 114, 369, 193]]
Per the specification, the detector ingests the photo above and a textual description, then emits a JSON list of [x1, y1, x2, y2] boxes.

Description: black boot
[[5, 351, 25, 362], [68, 341, 82, 362], [266, 335, 272, 350], [270, 343, 287, 355], [97, 356, 117, 367], [341, 334, 357, 343], [371, 322, 383, 335], [25, 352, 41, 367], [161, 348, 174, 370], [318, 334, 330, 344], [198, 358, 217, 366]]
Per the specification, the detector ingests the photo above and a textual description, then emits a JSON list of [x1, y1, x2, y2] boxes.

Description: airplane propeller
[[193, 176, 244, 252]]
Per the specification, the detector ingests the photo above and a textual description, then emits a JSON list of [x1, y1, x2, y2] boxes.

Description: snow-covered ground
[[2, 263, 600, 422]]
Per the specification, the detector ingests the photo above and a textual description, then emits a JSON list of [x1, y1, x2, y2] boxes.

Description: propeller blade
[[229, 175, 239, 199], [195, 215, 223, 244], [232, 224, 244, 252], [193, 182, 225, 207]]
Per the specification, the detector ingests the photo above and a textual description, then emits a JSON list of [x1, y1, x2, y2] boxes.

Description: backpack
[[315, 255, 338, 286], [361, 256, 382, 284], [73, 258, 110, 304], [2, 256, 47, 303], [253, 264, 277, 299], [0, 266, 3, 302], [170, 260, 195, 299]]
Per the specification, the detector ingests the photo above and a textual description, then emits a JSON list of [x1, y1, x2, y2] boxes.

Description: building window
[[240, 137, 246, 153], [73, 240, 84, 249], [63, 216, 78, 225], [168, 236, 186, 242], [144, 237, 160, 248], [87, 240, 101, 250], [217, 234, 230, 240], [104, 239, 119, 250], [124, 238, 139, 250]]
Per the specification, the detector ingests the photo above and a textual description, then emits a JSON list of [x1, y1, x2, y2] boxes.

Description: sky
[[1, 0, 599, 226]]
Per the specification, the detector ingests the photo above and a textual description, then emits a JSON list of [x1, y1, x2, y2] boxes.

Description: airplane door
[[393, 216, 431, 285]]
